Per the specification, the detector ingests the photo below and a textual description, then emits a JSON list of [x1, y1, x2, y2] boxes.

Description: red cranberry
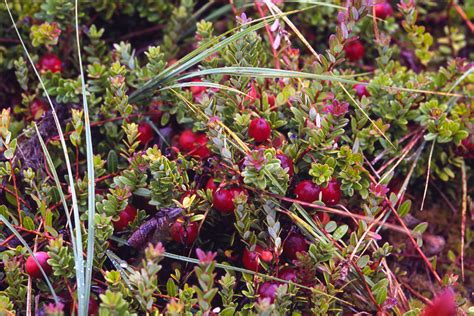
[[294, 180, 321, 203], [276, 153, 294, 178], [190, 79, 207, 96], [374, 2, 393, 20], [242, 247, 260, 271], [278, 268, 298, 282], [258, 247, 273, 263], [242, 246, 272, 271], [178, 129, 198, 152], [30, 99, 48, 120], [25, 251, 52, 278], [170, 219, 199, 246], [353, 83, 370, 99], [258, 282, 279, 303], [248, 118, 272, 143], [344, 40, 365, 62], [137, 122, 154, 144], [38, 53, 62, 73], [205, 178, 218, 192], [192, 134, 211, 159], [212, 188, 234, 213], [113, 205, 137, 231], [321, 178, 342, 206], [283, 233, 308, 260], [178, 130, 210, 159]]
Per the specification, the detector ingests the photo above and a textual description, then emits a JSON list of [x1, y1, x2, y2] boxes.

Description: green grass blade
[[75, 1, 96, 313], [0, 215, 59, 304], [130, 18, 275, 100], [105, 250, 151, 308], [159, 81, 247, 96], [178, 67, 360, 85]]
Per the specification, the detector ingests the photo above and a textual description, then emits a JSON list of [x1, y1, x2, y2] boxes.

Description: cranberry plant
[[0, 0, 473, 315]]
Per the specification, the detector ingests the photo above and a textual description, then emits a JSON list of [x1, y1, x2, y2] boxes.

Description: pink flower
[[370, 183, 389, 197], [324, 100, 349, 117], [196, 248, 217, 264], [44, 302, 65, 313], [243, 149, 267, 172]]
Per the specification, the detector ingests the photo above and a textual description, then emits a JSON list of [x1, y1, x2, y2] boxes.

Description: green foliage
[[13, 57, 28, 91], [92, 214, 114, 267], [100, 290, 136, 316], [1, 255, 27, 309], [128, 243, 164, 312], [30, 22, 61, 47], [0, 0, 472, 314], [145, 147, 183, 208], [242, 148, 289, 194], [399, 1, 434, 65], [47, 235, 75, 278], [0, 294, 15, 315]]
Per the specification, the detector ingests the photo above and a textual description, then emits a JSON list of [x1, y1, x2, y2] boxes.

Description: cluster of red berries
[[294, 178, 342, 206], [178, 129, 211, 159]]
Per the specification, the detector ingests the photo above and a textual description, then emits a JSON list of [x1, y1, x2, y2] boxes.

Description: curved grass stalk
[[0, 215, 59, 304], [129, 7, 317, 102], [178, 67, 359, 84], [34, 124, 76, 256], [4, 0, 85, 311], [74, 1, 96, 313]]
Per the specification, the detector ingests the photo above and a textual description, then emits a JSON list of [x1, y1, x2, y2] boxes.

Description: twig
[[420, 140, 435, 211], [460, 162, 467, 280], [0, 37, 19, 44], [0, 184, 32, 210], [9, 159, 22, 226], [453, 2, 474, 32], [401, 281, 431, 304]]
